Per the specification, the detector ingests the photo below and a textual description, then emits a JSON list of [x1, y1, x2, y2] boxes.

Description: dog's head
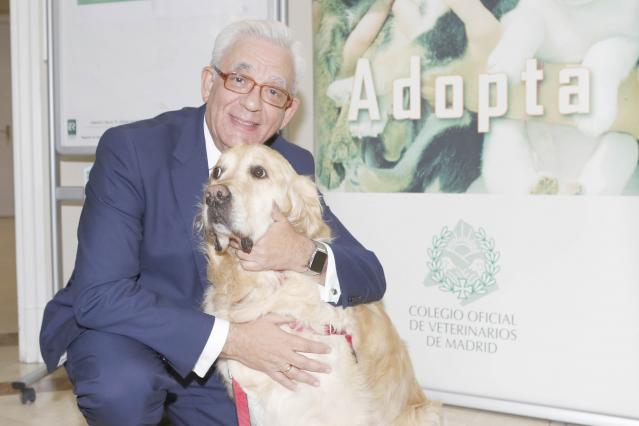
[[199, 144, 329, 253]]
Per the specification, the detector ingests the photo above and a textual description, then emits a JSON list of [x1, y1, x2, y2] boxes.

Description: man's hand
[[221, 314, 332, 390], [230, 204, 315, 273]]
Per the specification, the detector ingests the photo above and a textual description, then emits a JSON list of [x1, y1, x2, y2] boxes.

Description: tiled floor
[[0, 216, 583, 425], [0, 366, 579, 426], [0, 352, 583, 426]]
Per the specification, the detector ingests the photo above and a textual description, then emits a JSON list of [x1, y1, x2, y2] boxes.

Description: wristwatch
[[306, 240, 328, 275]]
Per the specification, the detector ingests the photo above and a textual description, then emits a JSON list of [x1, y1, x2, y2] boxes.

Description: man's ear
[[279, 97, 300, 130], [201, 66, 215, 102]]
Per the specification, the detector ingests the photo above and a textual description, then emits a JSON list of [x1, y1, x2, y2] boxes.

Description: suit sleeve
[[321, 200, 387, 307], [67, 128, 213, 378], [298, 151, 386, 307]]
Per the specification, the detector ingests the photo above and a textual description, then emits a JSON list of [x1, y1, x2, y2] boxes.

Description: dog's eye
[[250, 165, 268, 179], [211, 166, 223, 179]]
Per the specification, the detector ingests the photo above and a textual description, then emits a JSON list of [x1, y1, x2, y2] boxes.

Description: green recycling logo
[[424, 220, 500, 305]]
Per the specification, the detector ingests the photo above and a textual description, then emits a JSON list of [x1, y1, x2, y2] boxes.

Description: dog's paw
[[530, 175, 559, 195]]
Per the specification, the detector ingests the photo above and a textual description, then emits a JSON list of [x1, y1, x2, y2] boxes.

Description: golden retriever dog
[[199, 144, 440, 426]]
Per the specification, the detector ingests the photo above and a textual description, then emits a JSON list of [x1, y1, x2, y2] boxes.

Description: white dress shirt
[[193, 123, 342, 377]]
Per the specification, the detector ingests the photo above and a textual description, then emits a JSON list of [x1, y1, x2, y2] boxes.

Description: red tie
[[232, 378, 251, 426]]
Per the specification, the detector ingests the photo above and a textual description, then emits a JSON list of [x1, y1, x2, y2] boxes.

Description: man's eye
[[211, 166, 222, 179], [250, 165, 267, 179], [266, 87, 284, 99], [232, 74, 246, 85]]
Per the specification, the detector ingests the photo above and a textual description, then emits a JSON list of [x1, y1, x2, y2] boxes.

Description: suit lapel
[[169, 106, 209, 290]]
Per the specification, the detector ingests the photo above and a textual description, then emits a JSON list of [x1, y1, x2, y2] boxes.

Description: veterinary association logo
[[424, 220, 500, 305]]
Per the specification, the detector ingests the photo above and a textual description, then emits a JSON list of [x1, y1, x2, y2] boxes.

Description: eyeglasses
[[212, 65, 293, 109]]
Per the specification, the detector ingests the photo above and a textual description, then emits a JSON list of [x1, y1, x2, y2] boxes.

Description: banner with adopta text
[[314, 1, 639, 425]]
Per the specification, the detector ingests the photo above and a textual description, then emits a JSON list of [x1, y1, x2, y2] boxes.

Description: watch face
[[309, 249, 328, 273]]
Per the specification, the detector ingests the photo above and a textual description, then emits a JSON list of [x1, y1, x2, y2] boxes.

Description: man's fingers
[[234, 248, 247, 259], [290, 351, 331, 374], [284, 366, 320, 387], [234, 249, 265, 271], [270, 371, 297, 391], [226, 317, 335, 391], [291, 334, 332, 355]]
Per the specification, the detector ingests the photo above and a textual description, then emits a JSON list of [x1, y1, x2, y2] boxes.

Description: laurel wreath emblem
[[427, 226, 500, 301]]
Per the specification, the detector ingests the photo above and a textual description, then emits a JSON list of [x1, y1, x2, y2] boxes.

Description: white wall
[[285, 0, 314, 154], [0, 16, 13, 217], [11, 0, 53, 363]]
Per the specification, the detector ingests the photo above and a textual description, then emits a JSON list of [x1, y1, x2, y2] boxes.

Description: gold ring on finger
[[281, 363, 293, 374]]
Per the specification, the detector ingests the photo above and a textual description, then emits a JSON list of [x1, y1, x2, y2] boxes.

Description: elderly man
[[39, 20, 386, 426]]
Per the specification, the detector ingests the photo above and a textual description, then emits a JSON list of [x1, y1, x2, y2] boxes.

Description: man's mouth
[[229, 114, 260, 130]]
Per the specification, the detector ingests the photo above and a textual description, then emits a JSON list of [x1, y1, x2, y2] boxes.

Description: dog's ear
[[286, 175, 328, 239]]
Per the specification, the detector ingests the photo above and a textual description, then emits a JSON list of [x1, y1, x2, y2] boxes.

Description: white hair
[[210, 20, 305, 94]]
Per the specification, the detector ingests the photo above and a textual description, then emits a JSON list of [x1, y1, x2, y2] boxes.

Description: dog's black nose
[[206, 184, 231, 206]]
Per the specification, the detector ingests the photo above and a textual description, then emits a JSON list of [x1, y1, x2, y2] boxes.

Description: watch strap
[[306, 240, 328, 275]]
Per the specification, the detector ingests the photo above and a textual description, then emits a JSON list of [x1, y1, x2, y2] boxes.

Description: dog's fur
[[198, 144, 440, 426], [483, 0, 639, 194]]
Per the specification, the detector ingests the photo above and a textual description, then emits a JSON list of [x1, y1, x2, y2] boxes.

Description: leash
[[232, 378, 251, 426]]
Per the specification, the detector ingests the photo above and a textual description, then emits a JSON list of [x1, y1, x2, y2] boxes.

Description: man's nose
[[206, 184, 231, 206], [240, 85, 263, 111]]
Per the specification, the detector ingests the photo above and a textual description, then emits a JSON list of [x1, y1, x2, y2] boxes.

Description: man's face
[[201, 37, 299, 151]]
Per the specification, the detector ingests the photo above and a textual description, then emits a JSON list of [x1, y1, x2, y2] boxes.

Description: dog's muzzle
[[204, 184, 254, 254], [206, 184, 231, 225]]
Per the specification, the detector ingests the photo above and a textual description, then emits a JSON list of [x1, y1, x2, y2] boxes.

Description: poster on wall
[[313, 1, 639, 424], [52, 0, 279, 152]]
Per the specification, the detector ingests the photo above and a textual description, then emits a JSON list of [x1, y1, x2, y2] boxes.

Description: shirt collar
[[203, 118, 221, 174]]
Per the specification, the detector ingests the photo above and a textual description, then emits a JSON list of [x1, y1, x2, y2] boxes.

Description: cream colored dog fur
[[199, 144, 440, 426]]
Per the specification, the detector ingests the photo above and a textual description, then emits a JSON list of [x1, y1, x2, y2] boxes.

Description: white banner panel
[[325, 192, 639, 425]]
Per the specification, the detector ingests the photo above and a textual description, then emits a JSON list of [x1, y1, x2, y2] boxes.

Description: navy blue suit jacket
[[40, 105, 386, 377]]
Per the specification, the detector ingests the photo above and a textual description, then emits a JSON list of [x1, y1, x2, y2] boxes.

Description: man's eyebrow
[[232, 63, 253, 74], [231, 62, 288, 88]]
